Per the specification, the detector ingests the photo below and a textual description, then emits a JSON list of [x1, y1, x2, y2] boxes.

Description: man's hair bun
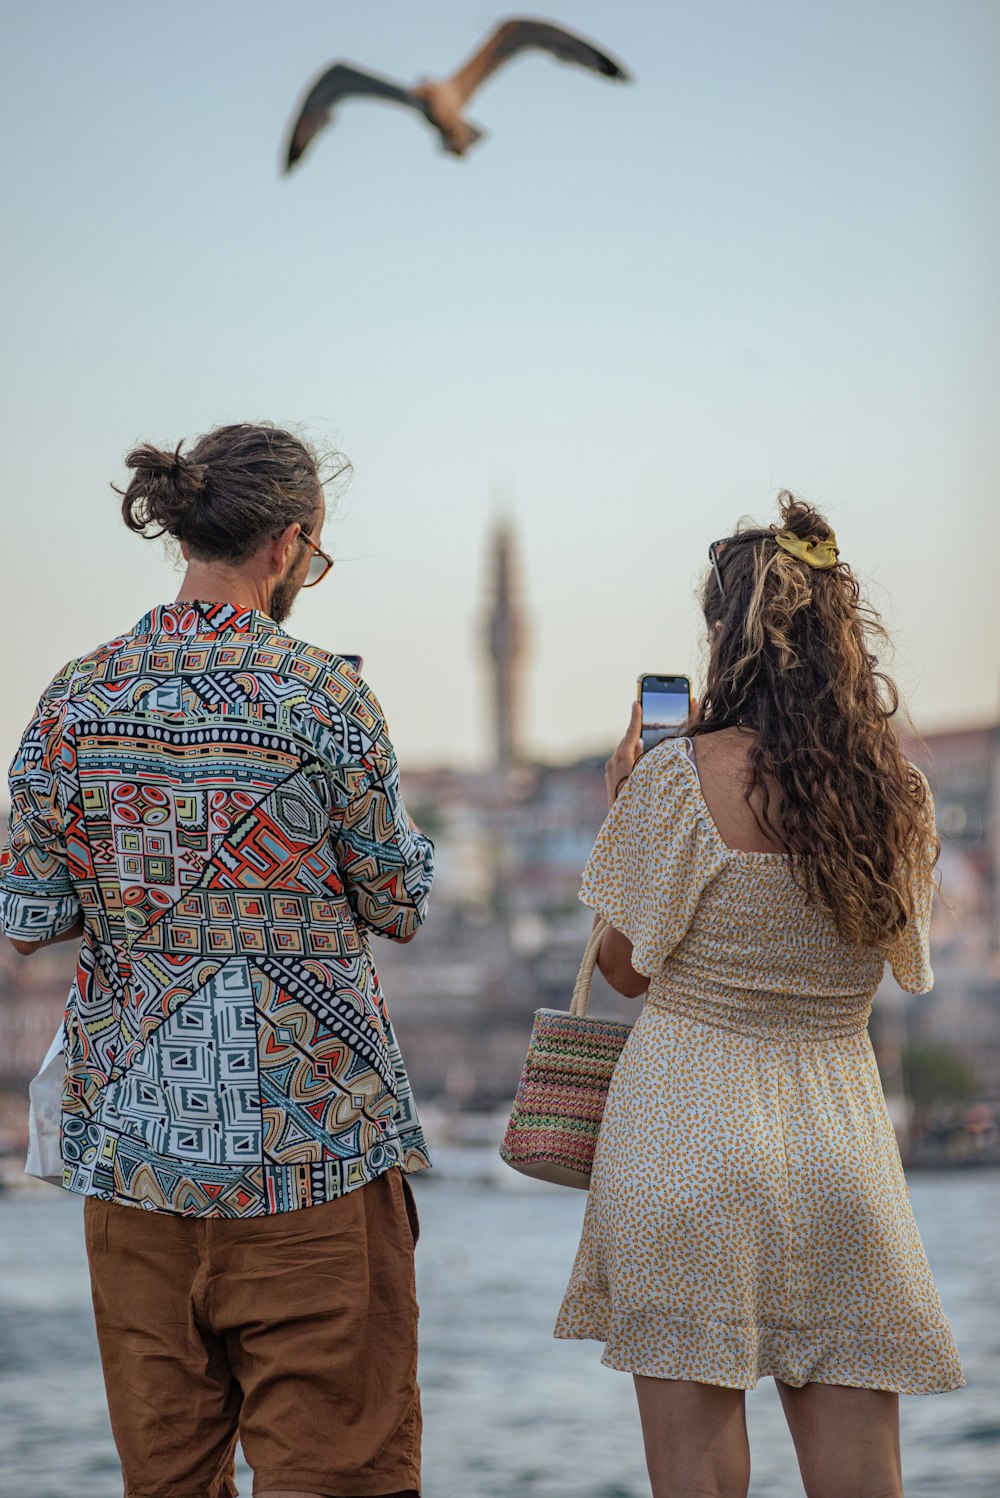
[[113, 423, 346, 565], [120, 442, 209, 539]]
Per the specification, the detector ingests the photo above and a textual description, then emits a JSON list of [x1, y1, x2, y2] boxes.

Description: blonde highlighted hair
[[693, 493, 937, 948]]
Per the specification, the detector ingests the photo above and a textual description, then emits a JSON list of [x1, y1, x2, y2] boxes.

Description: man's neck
[[175, 564, 272, 615]]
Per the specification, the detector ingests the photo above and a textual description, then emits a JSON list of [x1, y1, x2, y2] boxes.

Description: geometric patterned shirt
[[0, 600, 435, 1217]]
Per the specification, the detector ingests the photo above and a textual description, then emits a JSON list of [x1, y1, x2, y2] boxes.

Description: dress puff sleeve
[[579, 739, 729, 977], [887, 767, 937, 995]]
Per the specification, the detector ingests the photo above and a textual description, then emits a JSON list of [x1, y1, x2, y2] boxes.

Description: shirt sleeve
[[886, 769, 937, 995], [296, 667, 435, 941], [331, 745, 435, 940], [1, 668, 82, 943], [579, 740, 728, 977]]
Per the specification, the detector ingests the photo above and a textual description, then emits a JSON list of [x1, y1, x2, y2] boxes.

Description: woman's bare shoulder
[[692, 728, 787, 855], [691, 726, 756, 767]]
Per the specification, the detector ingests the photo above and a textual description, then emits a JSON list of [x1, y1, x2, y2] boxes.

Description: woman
[[555, 495, 964, 1498]]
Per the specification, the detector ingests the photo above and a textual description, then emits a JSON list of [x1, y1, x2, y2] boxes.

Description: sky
[[2, 1, 998, 776]]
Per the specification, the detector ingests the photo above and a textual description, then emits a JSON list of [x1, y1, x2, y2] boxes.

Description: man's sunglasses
[[298, 530, 335, 588]]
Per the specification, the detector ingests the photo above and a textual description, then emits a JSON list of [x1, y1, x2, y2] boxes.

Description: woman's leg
[[776, 1382, 903, 1498], [633, 1376, 751, 1498]]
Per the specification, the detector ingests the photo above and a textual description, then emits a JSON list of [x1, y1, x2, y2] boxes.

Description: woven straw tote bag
[[500, 918, 633, 1189]]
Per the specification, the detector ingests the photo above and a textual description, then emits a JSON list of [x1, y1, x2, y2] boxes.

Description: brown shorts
[[84, 1169, 422, 1498]]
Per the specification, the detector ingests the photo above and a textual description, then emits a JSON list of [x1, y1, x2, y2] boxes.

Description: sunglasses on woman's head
[[709, 540, 728, 598], [709, 535, 759, 598]]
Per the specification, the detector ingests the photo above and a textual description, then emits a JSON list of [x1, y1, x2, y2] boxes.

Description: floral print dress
[[554, 737, 964, 1395]]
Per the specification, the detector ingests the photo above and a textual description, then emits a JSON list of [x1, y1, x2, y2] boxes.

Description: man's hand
[[604, 700, 644, 809]]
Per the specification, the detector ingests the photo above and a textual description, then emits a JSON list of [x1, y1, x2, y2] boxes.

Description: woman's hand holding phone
[[605, 700, 644, 809], [607, 689, 701, 809]]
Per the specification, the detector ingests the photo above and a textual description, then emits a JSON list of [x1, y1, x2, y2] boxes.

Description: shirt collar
[[130, 601, 279, 640]]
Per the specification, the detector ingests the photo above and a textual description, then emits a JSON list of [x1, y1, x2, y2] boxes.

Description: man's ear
[[271, 522, 301, 573]]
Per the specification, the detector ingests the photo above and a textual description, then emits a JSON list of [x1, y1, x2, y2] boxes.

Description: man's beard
[[268, 569, 301, 625]]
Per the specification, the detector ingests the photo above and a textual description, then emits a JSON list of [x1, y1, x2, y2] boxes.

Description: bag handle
[[569, 918, 609, 1019]]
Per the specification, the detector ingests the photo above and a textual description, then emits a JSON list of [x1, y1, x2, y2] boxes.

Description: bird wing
[[284, 63, 426, 170], [446, 17, 631, 107]]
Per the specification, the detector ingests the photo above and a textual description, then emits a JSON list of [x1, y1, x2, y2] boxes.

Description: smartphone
[[638, 674, 691, 752], [342, 654, 363, 674]]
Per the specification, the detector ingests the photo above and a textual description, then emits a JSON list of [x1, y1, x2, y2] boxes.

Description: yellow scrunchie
[[772, 528, 839, 570]]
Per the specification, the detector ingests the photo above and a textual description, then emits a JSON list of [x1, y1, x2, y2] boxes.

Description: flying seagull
[[283, 17, 631, 170]]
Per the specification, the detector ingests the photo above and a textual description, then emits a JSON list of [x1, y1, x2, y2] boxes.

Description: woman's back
[[558, 731, 961, 1396], [688, 726, 786, 854], [556, 494, 963, 1492], [583, 737, 929, 1022]]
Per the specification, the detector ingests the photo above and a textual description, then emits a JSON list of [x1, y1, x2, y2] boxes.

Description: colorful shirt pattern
[[554, 737, 964, 1395], [0, 601, 435, 1218]]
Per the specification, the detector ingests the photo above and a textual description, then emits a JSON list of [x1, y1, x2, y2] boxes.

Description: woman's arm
[[595, 914, 649, 997], [595, 700, 651, 996]]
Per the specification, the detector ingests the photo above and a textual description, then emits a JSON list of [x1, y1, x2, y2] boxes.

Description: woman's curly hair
[[691, 492, 937, 948]]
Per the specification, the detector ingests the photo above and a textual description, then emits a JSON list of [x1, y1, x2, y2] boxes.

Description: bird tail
[[438, 119, 487, 156]]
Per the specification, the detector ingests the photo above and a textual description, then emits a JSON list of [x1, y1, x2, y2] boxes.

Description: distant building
[[904, 721, 1000, 949], [483, 520, 527, 767], [894, 719, 1000, 1127]]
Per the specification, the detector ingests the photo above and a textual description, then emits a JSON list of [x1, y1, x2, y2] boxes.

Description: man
[[0, 423, 434, 1498]]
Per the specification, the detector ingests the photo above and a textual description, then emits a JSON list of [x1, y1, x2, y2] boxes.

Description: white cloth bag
[[25, 1026, 65, 1185]]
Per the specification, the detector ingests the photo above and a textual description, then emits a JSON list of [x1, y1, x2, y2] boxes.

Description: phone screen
[[639, 675, 691, 752]]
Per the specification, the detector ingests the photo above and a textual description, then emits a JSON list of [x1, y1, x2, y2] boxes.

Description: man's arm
[[1, 673, 84, 956], [331, 750, 435, 942], [8, 915, 85, 957]]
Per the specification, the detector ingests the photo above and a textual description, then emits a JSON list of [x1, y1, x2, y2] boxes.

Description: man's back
[[2, 423, 432, 1498], [2, 599, 435, 1217]]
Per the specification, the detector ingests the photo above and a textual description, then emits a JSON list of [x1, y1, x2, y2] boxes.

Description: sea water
[[0, 1166, 996, 1497]]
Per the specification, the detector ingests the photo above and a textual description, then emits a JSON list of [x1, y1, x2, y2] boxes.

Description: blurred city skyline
[[2, 0, 998, 781]]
